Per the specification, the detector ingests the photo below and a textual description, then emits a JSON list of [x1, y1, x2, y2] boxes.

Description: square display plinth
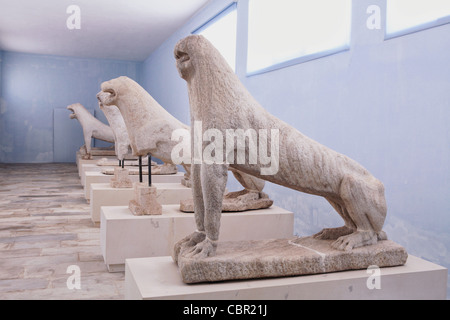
[[124, 255, 448, 300], [101, 205, 294, 272], [175, 237, 408, 284], [80, 164, 112, 186], [90, 182, 192, 223], [84, 172, 185, 201], [77, 156, 115, 177], [80, 164, 145, 186]]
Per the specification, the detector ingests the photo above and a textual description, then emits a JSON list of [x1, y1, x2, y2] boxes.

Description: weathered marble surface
[[98, 102, 132, 161], [0, 163, 124, 299], [96, 76, 272, 210], [175, 236, 408, 284], [173, 35, 390, 260], [128, 183, 162, 216], [77, 148, 116, 159], [110, 168, 133, 188], [97, 77, 190, 170], [96, 157, 155, 167], [180, 190, 273, 213], [101, 163, 178, 176], [67, 103, 115, 160]]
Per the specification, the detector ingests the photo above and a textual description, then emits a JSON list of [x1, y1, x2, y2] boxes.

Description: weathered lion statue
[[98, 102, 132, 161], [67, 103, 115, 160], [96, 76, 271, 208], [173, 35, 388, 258]]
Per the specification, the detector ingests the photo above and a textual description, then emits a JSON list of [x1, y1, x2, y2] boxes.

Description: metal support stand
[[139, 156, 143, 183], [148, 154, 152, 187]]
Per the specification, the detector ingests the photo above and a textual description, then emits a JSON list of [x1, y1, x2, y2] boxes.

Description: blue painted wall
[[0, 50, 3, 99], [0, 51, 141, 163], [140, 0, 450, 296]]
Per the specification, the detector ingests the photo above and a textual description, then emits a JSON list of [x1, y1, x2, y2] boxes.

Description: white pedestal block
[[84, 172, 185, 201], [77, 157, 115, 177], [90, 183, 192, 223], [80, 164, 110, 186], [125, 255, 447, 300], [80, 164, 141, 186], [101, 205, 294, 272]]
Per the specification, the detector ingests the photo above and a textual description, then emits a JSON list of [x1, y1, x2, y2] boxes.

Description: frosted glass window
[[247, 0, 352, 75], [194, 4, 237, 72], [387, 0, 450, 37]]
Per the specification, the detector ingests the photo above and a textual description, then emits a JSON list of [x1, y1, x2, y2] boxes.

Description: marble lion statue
[[96, 76, 269, 203], [173, 35, 388, 258], [67, 103, 115, 160], [98, 102, 132, 162]]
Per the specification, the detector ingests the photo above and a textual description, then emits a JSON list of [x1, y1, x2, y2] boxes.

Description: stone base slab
[[76, 156, 116, 177], [125, 255, 447, 300], [180, 190, 273, 212], [128, 184, 162, 216], [90, 183, 192, 223], [175, 237, 408, 284], [110, 167, 134, 189], [78, 148, 116, 158], [101, 163, 178, 176], [80, 164, 114, 185], [80, 163, 175, 186], [84, 171, 185, 201], [96, 157, 144, 167], [101, 205, 294, 272]]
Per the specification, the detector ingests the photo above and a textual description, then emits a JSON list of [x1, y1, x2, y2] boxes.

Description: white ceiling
[[0, 0, 211, 61]]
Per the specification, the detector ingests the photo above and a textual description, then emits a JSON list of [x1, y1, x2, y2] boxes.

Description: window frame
[[193, 2, 237, 35], [192, 2, 238, 72], [245, 0, 352, 77], [385, 2, 450, 40], [246, 45, 350, 77]]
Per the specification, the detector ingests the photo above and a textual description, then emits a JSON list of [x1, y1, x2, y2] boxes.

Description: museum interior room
[[0, 0, 448, 301]]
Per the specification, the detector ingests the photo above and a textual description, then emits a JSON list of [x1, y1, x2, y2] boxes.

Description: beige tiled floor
[[0, 163, 124, 300]]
